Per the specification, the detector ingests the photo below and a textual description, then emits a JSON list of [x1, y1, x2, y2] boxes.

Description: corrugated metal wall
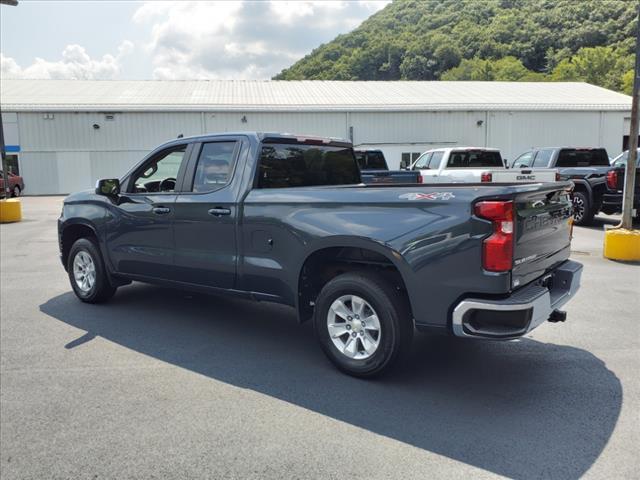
[[205, 112, 348, 138], [13, 109, 628, 194]]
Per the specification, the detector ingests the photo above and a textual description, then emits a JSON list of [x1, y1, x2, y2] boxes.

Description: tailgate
[[614, 167, 640, 193], [492, 169, 557, 183], [512, 185, 573, 288]]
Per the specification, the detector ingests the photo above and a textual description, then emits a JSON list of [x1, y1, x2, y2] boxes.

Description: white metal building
[[0, 79, 634, 195]]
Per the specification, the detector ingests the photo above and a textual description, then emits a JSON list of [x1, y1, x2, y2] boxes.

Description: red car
[[0, 171, 24, 198]]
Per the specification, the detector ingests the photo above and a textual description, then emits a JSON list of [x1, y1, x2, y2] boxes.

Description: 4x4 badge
[[399, 192, 455, 201]]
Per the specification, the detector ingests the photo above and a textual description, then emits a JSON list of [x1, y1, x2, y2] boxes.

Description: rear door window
[[532, 149, 553, 167], [258, 143, 361, 188], [192, 141, 238, 192], [557, 149, 609, 167], [428, 152, 444, 169]]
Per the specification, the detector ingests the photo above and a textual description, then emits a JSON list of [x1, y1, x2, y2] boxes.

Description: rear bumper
[[451, 260, 583, 339]]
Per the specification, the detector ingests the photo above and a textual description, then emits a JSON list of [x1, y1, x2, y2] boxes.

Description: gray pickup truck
[[58, 133, 582, 377]]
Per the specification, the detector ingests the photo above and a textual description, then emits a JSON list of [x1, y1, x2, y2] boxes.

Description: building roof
[[0, 79, 631, 113]]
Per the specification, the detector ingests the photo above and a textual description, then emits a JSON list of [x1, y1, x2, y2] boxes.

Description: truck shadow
[[578, 215, 620, 231], [40, 285, 621, 480]]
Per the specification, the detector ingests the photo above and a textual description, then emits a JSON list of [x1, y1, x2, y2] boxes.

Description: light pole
[[621, 3, 640, 230], [0, 0, 18, 198]]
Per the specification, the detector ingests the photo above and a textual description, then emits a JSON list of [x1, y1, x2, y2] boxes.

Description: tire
[[67, 238, 116, 303], [11, 186, 20, 198], [313, 271, 413, 378], [572, 191, 594, 226]]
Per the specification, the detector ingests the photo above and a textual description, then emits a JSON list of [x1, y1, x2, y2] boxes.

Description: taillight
[[481, 172, 492, 182], [475, 200, 514, 272], [555, 172, 561, 181], [606, 170, 618, 190], [417, 175, 423, 184]]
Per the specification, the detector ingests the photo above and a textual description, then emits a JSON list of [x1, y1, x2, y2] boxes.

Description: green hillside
[[274, 0, 637, 94]]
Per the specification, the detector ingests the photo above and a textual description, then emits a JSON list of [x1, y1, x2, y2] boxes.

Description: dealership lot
[[1, 197, 638, 479]]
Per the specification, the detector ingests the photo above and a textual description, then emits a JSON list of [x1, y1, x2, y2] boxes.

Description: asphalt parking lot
[[1, 196, 638, 480]]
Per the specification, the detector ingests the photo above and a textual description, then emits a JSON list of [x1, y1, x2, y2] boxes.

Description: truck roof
[[423, 147, 501, 153], [155, 131, 352, 149]]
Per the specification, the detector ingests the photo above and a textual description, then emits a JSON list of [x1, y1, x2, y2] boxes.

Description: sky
[[0, 0, 390, 81]]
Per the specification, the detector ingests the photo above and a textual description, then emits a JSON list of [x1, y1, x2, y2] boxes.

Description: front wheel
[[572, 191, 594, 226], [313, 271, 413, 378], [11, 186, 20, 198], [67, 238, 116, 303]]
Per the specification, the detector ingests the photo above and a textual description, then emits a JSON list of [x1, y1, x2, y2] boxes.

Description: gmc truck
[[511, 147, 611, 225], [411, 147, 557, 185], [58, 133, 583, 377]]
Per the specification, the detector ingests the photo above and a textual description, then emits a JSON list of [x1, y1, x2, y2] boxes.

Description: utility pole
[[0, 114, 10, 198], [0, 0, 18, 198], [621, 3, 640, 229]]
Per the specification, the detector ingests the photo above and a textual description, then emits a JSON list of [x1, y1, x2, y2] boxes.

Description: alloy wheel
[[73, 251, 96, 293], [326, 294, 381, 360]]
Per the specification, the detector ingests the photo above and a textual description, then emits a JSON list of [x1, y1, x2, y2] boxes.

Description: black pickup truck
[[511, 147, 611, 225], [602, 149, 640, 222], [355, 149, 421, 184], [59, 133, 582, 377]]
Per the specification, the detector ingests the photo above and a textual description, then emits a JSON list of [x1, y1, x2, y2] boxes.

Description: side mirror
[[96, 178, 120, 196]]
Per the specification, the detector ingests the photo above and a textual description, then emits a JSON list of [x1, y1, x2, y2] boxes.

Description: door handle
[[208, 207, 231, 217], [152, 207, 171, 215]]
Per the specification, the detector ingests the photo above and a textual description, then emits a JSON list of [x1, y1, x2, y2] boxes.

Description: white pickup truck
[[410, 147, 558, 184]]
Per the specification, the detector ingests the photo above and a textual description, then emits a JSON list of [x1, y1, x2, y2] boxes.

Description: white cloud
[[1, 40, 134, 80], [132, 0, 390, 80]]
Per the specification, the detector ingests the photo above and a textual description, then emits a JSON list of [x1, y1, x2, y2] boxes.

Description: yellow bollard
[[0, 198, 23, 223], [603, 228, 640, 261]]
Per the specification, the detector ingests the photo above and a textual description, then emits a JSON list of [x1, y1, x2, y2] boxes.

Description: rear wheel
[[11, 186, 20, 198], [313, 271, 413, 378], [572, 191, 594, 226], [67, 238, 116, 303]]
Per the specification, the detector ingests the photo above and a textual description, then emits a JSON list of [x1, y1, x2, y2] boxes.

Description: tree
[[441, 56, 542, 81], [274, 0, 636, 93]]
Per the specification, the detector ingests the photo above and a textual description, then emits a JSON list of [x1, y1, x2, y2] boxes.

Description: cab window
[[131, 146, 186, 193], [513, 151, 533, 168], [412, 152, 432, 169]]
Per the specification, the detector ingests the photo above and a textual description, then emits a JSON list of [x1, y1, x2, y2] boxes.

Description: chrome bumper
[[452, 260, 583, 339]]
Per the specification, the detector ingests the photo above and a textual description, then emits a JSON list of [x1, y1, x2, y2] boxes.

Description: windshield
[[611, 149, 640, 167], [447, 150, 503, 168], [557, 149, 609, 167]]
